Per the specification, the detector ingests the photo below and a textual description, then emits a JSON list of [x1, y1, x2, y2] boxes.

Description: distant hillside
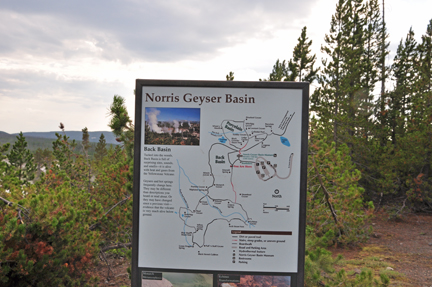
[[0, 131, 118, 153], [0, 132, 53, 152], [15, 131, 118, 145]]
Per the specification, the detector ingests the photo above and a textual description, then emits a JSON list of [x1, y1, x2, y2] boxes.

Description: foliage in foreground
[[304, 228, 390, 286], [307, 121, 374, 246], [0, 183, 101, 286], [0, 136, 102, 286], [0, 127, 132, 286]]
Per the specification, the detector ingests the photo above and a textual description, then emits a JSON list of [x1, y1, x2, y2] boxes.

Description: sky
[[145, 107, 201, 122], [0, 0, 431, 134]]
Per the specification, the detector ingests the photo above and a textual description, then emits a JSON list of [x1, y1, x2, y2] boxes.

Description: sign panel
[[132, 80, 308, 287]]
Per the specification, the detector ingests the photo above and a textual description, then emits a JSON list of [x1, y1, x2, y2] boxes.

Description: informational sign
[[132, 80, 308, 287]]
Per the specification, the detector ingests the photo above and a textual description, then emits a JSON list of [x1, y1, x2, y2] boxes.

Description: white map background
[[139, 86, 303, 273]]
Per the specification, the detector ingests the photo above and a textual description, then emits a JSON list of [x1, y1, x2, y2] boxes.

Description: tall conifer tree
[[286, 26, 319, 82], [374, 0, 391, 146], [81, 127, 91, 158], [356, 0, 390, 194], [95, 133, 108, 162], [312, 0, 367, 148], [260, 59, 287, 81], [415, 19, 432, 183], [7, 132, 36, 185], [389, 28, 418, 145], [261, 27, 318, 83]]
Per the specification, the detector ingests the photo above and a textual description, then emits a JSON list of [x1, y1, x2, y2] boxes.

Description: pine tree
[[7, 132, 36, 185], [374, 0, 391, 147], [363, 0, 381, 93], [363, 0, 389, 127], [51, 133, 75, 176], [0, 142, 18, 190], [95, 133, 108, 162], [226, 71, 234, 81], [339, 0, 366, 149], [356, 0, 390, 197], [34, 148, 43, 175], [1, 139, 103, 286], [312, 0, 345, 145], [402, 19, 432, 207], [109, 95, 134, 160], [108, 95, 134, 194], [81, 127, 91, 158], [286, 26, 319, 82], [416, 19, 432, 183], [374, 21, 432, 209], [34, 148, 53, 175], [260, 59, 287, 81], [0, 142, 10, 173], [389, 28, 418, 145], [262, 27, 318, 83], [308, 119, 373, 245], [312, 0, 367, 148], [311, 0, 397, 203]]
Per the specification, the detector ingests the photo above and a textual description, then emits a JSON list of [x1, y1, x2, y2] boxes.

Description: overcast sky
[[0, 0, 431, 134]]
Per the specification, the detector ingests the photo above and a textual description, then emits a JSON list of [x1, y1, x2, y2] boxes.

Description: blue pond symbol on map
[[280, 137, 290, 147], [218, 136, 228, 143]]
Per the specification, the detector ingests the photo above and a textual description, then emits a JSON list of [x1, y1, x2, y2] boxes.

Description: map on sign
[[138, 86, 303, 273], [176, 111, 295, 248]]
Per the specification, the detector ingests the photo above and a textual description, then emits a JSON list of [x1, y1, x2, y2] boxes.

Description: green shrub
[[308, 127, 374, 245], [0, 180, 102, 286]]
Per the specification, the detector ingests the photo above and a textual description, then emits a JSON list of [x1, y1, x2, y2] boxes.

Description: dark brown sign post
[[132, 80, 308, 287]]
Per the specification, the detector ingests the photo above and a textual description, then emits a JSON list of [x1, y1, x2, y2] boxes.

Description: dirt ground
[[91, 255, 131, 286], [91, 212, 432, 286], [331, 211, 432, 286], [368, 212, 432, 286]]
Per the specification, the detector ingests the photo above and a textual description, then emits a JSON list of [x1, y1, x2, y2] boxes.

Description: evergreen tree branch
[[100, 242, 132, 252], [89, 194, 132, 231], [311, 156, 344, 238], [0, 196, 30, 223]]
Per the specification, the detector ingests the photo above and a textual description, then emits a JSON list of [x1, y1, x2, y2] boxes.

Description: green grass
[[336, 245, 405, 285]]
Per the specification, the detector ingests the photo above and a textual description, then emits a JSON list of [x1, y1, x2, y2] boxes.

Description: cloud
[[0, 69, 128, 101], [0, 69, 132, 133], [0, 0, 318, 63], [3, 0, 430, 134]]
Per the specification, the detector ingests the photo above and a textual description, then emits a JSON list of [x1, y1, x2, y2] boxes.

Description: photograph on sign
[[142, 271, 213, 287], [217, 274, 291, 287], [145, 107, 201, 146]]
